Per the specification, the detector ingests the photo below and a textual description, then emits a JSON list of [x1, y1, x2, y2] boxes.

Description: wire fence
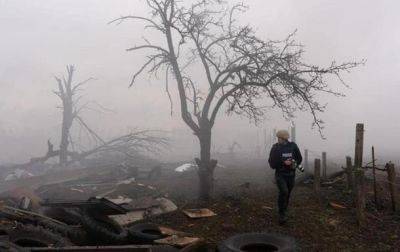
[[305, 147, 400, 196]]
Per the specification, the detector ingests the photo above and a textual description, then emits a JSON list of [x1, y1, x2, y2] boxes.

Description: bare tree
[[54, 65, 94, 166], [53, 66, 168, 166], [7, 66, 168, 171], [112, 0, 362, 200]]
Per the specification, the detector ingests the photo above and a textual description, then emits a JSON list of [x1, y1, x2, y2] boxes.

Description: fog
[[1, 0, 399, 165]]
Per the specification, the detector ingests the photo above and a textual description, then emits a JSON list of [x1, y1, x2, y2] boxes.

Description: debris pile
[[0, 163, 196, 251]]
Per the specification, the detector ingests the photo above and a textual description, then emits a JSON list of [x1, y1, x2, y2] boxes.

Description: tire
[[218, 233, 296, 252], [127, 223, 165, 243], [0, 241, 27, 252], [79, 210, 128, 245], [33, 208, 87, 245], [42, 207, 82, 225], [5, 223, 72, 248]]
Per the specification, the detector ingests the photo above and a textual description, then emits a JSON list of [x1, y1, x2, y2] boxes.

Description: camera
[[291, 160, 304, 172]]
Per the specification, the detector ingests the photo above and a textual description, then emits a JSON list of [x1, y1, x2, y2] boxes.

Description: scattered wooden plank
[[110, 198, 177, 226], [158, 226, 188, 237], [155, 235, 202, 248], [182, 208, 216, 219], [329, 202, 347, 210]]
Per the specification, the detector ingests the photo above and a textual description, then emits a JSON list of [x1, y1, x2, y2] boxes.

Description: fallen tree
[[8, 131, 168, 170], [5, 65, 168, 172]]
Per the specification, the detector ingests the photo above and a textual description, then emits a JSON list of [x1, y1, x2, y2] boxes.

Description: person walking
[[268, 130, 302, 225]]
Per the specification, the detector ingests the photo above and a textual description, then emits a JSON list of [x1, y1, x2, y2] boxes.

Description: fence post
[[354, 169, 366, 226], [372, 146, 378, 208], [322, 152, 327, 179], [314, 159, 321, 195], [386, 162, 397, 212], [354, 123, 364, 168], [345, 156, 354, 191], [354, 123, 365, 226], [291, 125, 296, 143], [304, 149, 309, 172]]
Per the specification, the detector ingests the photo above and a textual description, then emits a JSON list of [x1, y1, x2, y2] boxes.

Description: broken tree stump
[[386, 162, 397, 212], [314, 159, 321, 195]]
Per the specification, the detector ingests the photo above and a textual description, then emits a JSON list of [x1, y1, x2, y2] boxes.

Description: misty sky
[[0, 0, 399, 164]]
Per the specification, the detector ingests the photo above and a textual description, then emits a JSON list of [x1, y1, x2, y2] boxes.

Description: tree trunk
[[59, 101, 73, 166], [195, 126, 217, 201]]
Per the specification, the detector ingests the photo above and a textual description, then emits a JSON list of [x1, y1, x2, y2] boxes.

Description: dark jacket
[[268, 141, 302, 176]]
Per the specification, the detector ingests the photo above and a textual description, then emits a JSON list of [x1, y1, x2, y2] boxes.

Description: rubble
[[116, 177, 136, 185], [41, 197, 128, 215], [19, 196, 33, 211], [0, 160, 206, 251], [106, 196, 133, 205], [4, 168, 34, 181], [110, 198, 178, 226], [0, 194, 185, 250], [0, 187, 42, 211]]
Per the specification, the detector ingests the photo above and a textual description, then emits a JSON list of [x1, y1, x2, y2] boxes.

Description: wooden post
[[322, 152, 327, 179], [354, 124, 364, 169], [386, 162, 397, 212], [314, 159, 321, 195], [291, 125, 296, 143], [345, 156, 354, 191], [263, 128, 267, 156], [372, 146, 378, 208], [304, 149, 309, 172], [354, 169, 366, 225], [354, 124, 365, 225]]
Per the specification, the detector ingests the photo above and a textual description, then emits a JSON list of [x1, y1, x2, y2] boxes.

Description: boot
[[279, 212, 287, 225]]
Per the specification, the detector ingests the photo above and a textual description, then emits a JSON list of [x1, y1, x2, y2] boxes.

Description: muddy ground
[[6, 159, 398, 251], [143, 162, 400, 251]]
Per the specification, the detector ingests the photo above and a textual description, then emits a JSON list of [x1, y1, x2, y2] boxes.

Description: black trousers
[[275, 173, 295, 215]]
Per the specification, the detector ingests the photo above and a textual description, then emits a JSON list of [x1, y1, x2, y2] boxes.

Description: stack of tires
[[0, 207, 169, 249]]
